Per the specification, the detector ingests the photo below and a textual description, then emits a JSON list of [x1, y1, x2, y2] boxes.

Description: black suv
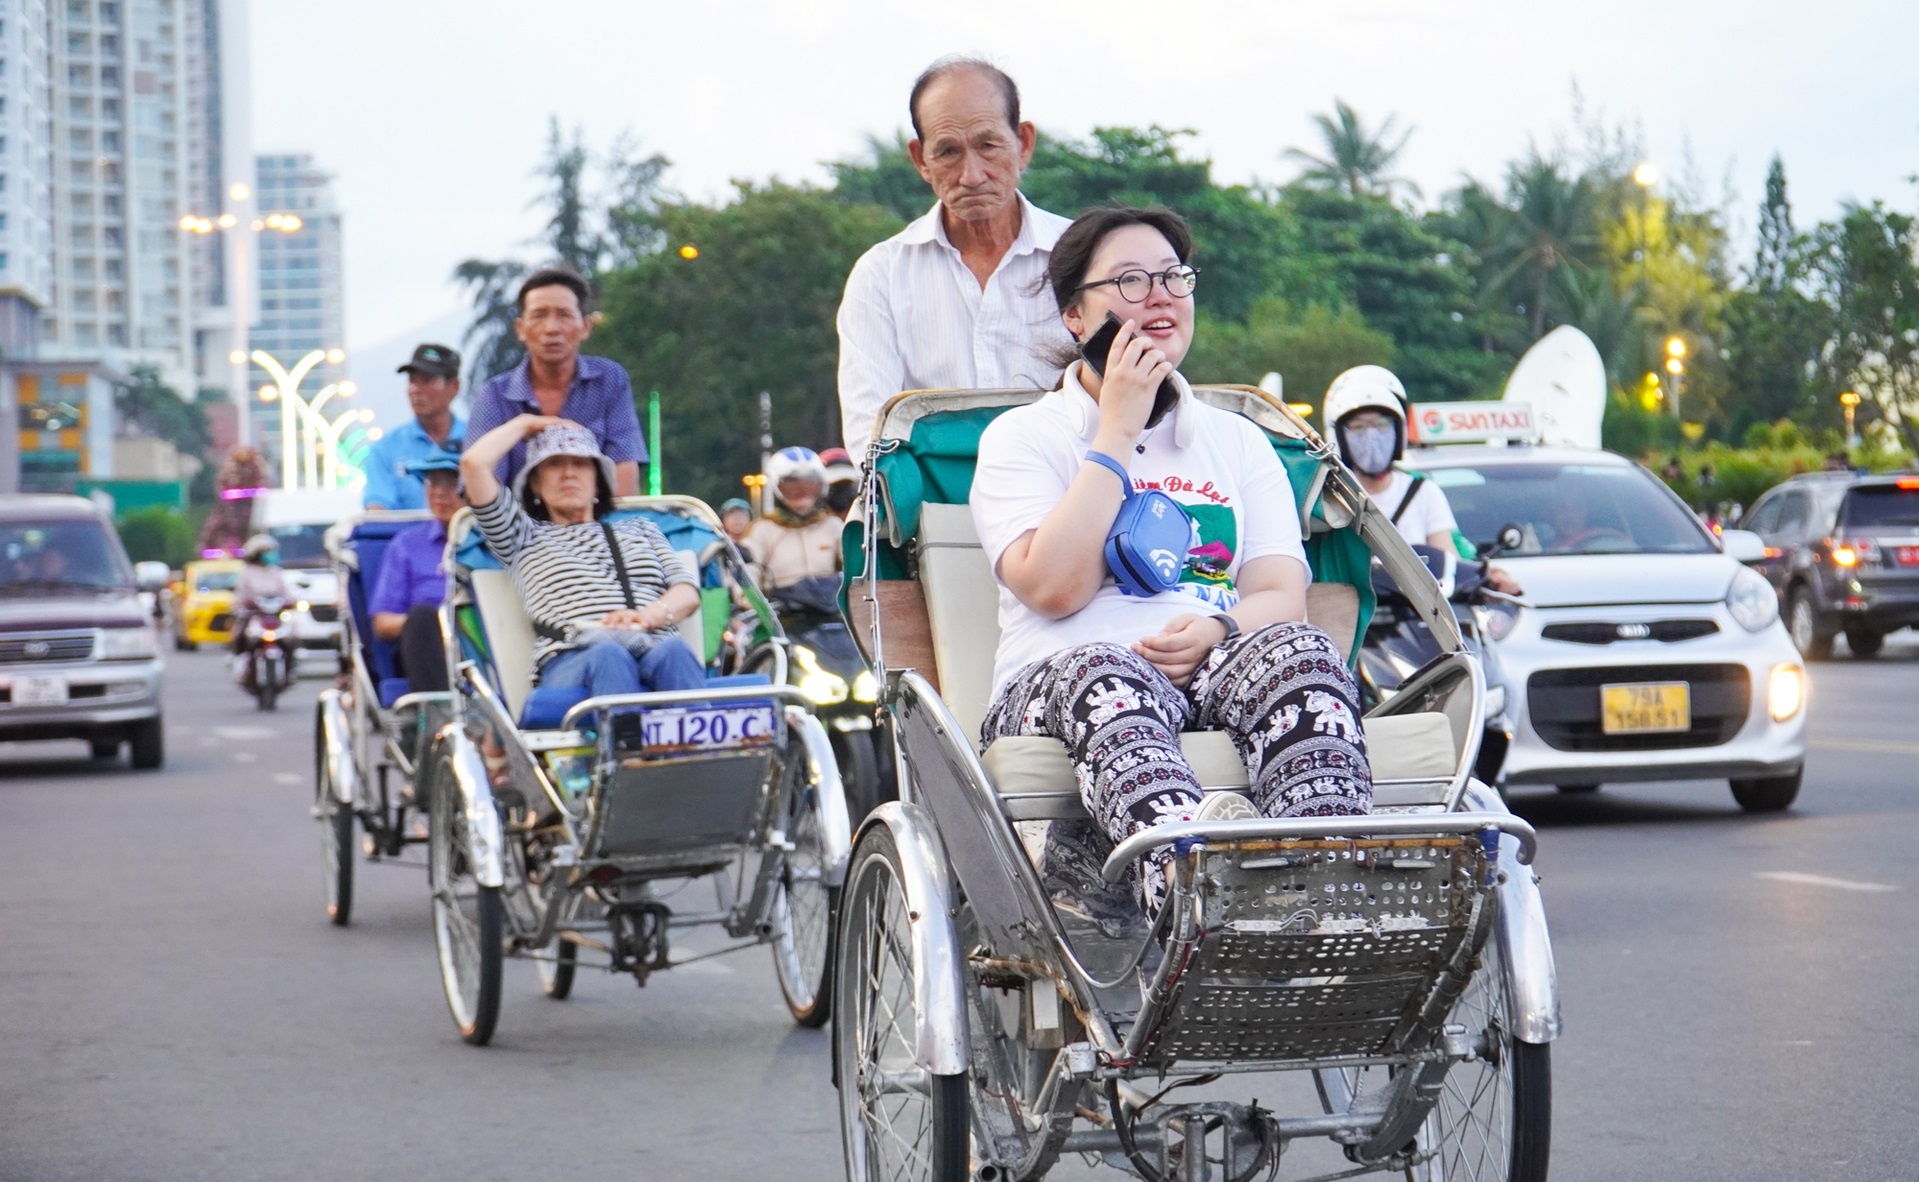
[[1740, 472, 1919, 658]]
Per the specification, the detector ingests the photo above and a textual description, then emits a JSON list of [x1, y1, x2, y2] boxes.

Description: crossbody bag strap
[[1391, 475, 1427, 526], [600, 521, 638, 609]]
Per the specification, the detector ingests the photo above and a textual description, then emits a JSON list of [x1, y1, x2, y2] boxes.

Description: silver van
[[0, 495, 165, 767]]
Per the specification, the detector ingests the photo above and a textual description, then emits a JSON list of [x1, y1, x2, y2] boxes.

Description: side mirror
[[1719, 529, 1766, 564], [134, 561, 171, 592], [1497, 524, 1524, 553]]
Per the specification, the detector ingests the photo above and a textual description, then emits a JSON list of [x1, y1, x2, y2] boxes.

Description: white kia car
[[1408, 444, 1808, 811]]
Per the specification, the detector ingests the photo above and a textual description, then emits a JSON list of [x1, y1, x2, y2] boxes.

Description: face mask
[[1342, 423, 1398, 476]]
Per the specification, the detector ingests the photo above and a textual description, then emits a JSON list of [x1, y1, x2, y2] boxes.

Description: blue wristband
[[1083, 450, 1133, 496]]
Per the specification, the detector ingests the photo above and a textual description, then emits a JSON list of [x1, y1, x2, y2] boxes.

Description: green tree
[[115, 367, 209, 454], [825, 132, 931, 224], [1182, 298, 1395, 415], [593, 183, 904, 504], [1283, 99, 1420, 201], [1460, 154, 1603, 339], [1722, 157, 1829, 434], [1803, 201, 1919, 453], [1281, 189, 1509, 401]]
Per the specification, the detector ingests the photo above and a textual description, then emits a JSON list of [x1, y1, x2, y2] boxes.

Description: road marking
[[273, 773, 302, 785], [1755, 871, 1898, 893], [210, 726, 277, 742], [1809, 736, 1919, 757]]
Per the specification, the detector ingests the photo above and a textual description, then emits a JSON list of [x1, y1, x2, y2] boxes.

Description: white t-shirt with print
[[1370, 468, 1458, 548], [971, 363, 1311, 697]]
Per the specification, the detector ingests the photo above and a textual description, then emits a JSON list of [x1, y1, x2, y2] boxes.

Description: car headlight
[[794, 645, 848, 706], [852, 669, 878, 704], [1479, 600, 1520, 642], [1725, 565, 1780, 632], [1768, 663, 1805, 722], [99, 625, 157, 659]]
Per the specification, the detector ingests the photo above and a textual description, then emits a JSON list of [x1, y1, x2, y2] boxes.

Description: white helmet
[[241, 533, 279, 561], [765, 445, 827, 489], [1322, 366, 1410, 473]]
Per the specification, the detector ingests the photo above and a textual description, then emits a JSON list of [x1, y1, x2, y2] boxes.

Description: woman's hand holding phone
[[1090, 317, 1170, 451]]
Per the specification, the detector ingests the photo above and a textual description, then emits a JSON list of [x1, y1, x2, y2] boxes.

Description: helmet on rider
[[818, 447, 859, 517], [766, 446, 828, 517], [1323, 365, 1409, 478], [241, 534, 279, 564]]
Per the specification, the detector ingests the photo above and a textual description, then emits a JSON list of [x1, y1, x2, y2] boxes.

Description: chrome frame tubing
[[1099, 812, 1538, 883], [849, 801, 969, 1076], [317, 687, 359, 807], [557, 682, 818, 733], [457, 663, 579, 831], [783, 704, 853, 887], [435, 723, 506, 889], [1462, 781, 1561, 1044], [1364, 649, 1488, 810]]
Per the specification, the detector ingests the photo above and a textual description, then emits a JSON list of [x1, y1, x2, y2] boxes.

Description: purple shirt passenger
[[368, 519, 451, 619], [464, 354, 647, 491]]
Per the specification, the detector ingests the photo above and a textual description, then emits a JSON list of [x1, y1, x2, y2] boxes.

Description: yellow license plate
[[1600, 682, 1691, 734]]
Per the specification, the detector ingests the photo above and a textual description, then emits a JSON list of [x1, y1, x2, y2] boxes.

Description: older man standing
[[362, 343, 465, 511], [465, 266, 646, 496], [837, 57, 1075, 459]]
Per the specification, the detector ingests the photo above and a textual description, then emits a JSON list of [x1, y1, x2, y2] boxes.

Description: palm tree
[[1284, 99, 1420, 200], [1479, 154, 1602, 338]]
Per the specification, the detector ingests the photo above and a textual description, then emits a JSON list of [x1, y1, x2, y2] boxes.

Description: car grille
[[307, 604, 340, 623], [1527, 663, 1750, 751], [1540, 619, 1720, 645], [0, 631, 95, 664]]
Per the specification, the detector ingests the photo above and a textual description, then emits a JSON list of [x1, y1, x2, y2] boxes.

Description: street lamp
[[1664, 336, 1687, 422], [251, 349, 329, 489], [314, 407, 376, 490], [1633, 162, 1659, 188], [181, 197, 303, 448], [1840, 390, 1862, 449]]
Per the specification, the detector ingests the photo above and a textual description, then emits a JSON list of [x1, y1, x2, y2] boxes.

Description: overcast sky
[[250, 0, 1917, 423]]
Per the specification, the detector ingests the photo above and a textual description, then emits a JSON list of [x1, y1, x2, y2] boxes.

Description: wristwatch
[[1211, 613, 1241, 644]]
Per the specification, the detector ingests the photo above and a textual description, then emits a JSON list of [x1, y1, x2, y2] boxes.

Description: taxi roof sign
[[1410, 401, 1538, 445]]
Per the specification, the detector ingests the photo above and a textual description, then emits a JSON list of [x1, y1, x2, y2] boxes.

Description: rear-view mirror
[[1719, 529, 1766, 563]]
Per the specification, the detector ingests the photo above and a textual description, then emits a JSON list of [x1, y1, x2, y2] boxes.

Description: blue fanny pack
[[1085, 450, 1194, 597]]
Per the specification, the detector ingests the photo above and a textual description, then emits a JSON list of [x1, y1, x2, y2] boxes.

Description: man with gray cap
[[836, 56, 1075, 459], [363, 343, 465, 510], [461, 414, 705, 701]]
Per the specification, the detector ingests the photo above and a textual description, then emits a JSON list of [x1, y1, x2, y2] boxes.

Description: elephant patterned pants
[[980, 621, 1371, 913]]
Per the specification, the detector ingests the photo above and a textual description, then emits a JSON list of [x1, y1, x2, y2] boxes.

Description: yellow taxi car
[[172, 558, 244, 650]]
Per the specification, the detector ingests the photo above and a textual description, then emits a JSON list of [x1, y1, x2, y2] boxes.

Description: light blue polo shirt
[[361, 416, 465, 510]]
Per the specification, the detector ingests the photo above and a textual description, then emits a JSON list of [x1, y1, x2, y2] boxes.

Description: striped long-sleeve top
[[471, 489, 696, 672]]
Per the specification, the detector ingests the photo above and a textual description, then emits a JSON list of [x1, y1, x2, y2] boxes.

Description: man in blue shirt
[[464, 266, 646, 496], [368, 450, 463, 693], [362, 343, 466, 510]]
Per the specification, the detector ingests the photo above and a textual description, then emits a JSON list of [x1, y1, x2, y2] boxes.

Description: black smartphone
[[1078, 312, 1179, 428]]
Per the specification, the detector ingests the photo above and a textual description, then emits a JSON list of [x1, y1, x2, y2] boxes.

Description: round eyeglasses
[[1074, 265, 1201, 303]]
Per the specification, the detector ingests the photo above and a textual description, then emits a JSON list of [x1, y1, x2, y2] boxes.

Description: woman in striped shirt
[[461, 416, 705, 700]]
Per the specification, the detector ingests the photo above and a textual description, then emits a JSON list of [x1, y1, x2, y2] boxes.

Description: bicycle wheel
[[427, 751, 502, 1046], [537, 940, 577, 1000], [314, 715, 354, 926], [772, 734, 837, 1027], [835, 824, 968, 1182], [1414, 936, 1551, 1181]]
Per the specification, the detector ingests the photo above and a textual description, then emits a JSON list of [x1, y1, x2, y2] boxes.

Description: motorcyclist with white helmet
[[1324, 366, 1520, 594], [742, 446, 844, 593], [229, 534, 295, 659]]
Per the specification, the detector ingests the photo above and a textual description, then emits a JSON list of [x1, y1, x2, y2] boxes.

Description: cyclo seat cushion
[[982, 711, 1458, 820]]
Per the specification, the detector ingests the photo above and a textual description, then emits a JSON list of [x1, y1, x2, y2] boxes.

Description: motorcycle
[[1358, 528, 1523, 786], [235, 594, 297, 711], [744, 575, 885, 821]]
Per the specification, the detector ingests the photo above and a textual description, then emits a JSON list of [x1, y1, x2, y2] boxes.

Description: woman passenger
[[970, 206, 1372, 913], [460, 416, 706, 701]]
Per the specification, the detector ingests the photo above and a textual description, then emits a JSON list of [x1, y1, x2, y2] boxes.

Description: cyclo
[[327, 495, 851, 1045], [835, 387, 1558, 1181]]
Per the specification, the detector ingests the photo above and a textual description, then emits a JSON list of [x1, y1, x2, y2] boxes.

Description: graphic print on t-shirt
[[1177, 502, 1240, 610]]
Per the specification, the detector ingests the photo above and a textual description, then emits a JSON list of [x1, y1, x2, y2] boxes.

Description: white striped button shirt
[[836, 194, 1076, 459], [471, 489, 696, 671]]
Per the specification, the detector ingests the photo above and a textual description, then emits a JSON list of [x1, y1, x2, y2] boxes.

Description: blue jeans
[[538, 632, 705, 698]]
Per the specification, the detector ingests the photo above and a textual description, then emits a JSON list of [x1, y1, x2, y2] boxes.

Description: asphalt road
[[3, 639, 1917, 1181]]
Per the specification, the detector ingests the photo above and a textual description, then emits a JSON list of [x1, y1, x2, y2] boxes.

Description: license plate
[[1601, 682, 1690, 734], [636, 702, 777, 757], [1897, 547, 1919, 567], [12, 675, 69, 706]]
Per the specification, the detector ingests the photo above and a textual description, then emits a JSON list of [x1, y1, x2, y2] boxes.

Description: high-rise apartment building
[[0, 0, 57, 346], [43, 0, 197, 395], [252, 152, 343, 397]]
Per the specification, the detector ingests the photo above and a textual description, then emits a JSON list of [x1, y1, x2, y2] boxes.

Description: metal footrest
[[1124, 835, 1490, 1069]]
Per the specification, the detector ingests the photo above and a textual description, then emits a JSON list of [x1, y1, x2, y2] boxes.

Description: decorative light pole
[[1664, 336, 1687, 423], [1840, 390, 1862, 449], [181, 187, 304, 448]]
